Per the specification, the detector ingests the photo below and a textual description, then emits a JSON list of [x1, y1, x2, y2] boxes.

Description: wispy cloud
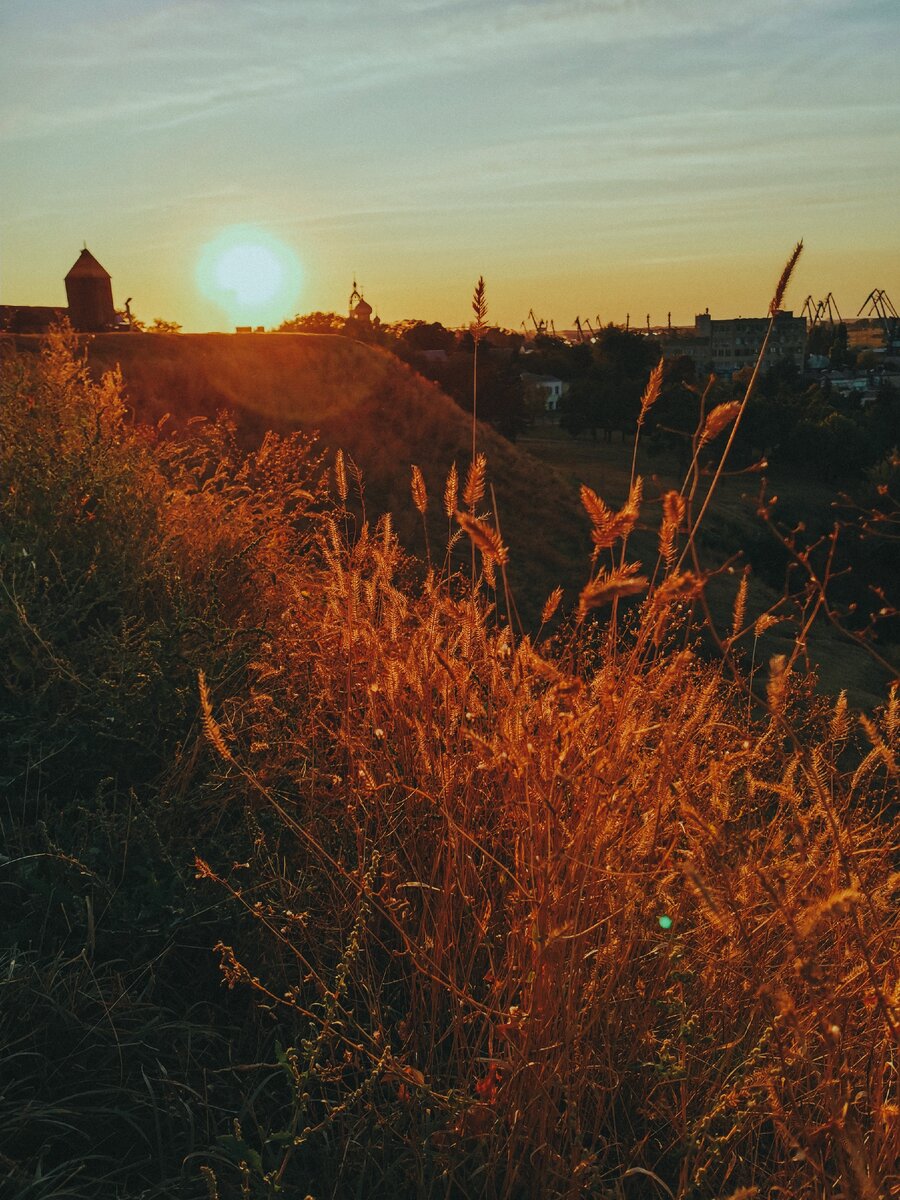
[[2, 0, 897, 326], [2, 0, 891, 148], [0, 70, 289, 140]]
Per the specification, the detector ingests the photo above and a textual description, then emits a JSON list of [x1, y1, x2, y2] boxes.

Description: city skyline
[[2, 0, 898, 332]]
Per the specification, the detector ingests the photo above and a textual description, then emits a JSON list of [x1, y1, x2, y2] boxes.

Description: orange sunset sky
[[2, 0, 898, 332]]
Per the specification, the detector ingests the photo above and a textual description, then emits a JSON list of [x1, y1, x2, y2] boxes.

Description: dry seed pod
[[770, 241, 804, 316], [700, 400, 742, 445], [754, 612, 779, 637], [411, 464, 427, 515], [334, 448, 348, 503], [198, 670, 231, 760], [471, 275, 487, 340], [541, 586, 564, 624], [444, 462, 458, 518], [455, 510, 509, 565], [650, 570, 702, 609], [658, 490, 685, 565], [583, 478, 643, 551], [767, 653, 789, 715], [798, 888, 861, 941], [637, 358, 664, 423], [577, 563, 648, 621], [731, 570, 749, 639], [830, 690, 849, 741], [463, 453, 487, 509], [580, 484, 613, 530]]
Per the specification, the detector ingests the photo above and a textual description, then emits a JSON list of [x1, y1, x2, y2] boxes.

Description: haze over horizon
[[2, 0, 898, 333]]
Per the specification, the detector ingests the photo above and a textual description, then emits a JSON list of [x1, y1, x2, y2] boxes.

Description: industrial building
[[660, 309, 807, 375]]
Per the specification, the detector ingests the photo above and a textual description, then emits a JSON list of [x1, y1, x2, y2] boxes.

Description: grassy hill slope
[[84, 332, 590, 624], [8, 329, 891, 701]]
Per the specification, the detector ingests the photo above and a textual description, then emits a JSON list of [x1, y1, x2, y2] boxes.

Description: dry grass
[[76, 330, 590, 625], [2, 313, 898, 1199], [195, 472, 899, 1198], [521, 426, 898, 709]]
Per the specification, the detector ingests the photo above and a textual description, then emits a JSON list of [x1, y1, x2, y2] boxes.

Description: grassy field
[[8, 328, 894, 706], [80, 331, 900, 706], [1, 327, 898, 1199]]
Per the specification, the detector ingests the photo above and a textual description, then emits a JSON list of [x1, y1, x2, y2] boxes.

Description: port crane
[[858, 289, 899, 346], [574, 316, 599, 343], [527, 308, 547, 337], [802, 295, 822, 328], [802, 293, 845, 357], [801, 292, 844, 326], [820, 293, 843, 326]]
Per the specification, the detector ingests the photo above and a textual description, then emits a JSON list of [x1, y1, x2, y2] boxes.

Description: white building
[[521, 372, 568, 414]]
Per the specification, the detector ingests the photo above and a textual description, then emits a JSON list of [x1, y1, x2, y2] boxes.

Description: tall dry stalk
[[470, 275, 487, 479], [676, 241, 803, 571], [467, 276, 488, 590]]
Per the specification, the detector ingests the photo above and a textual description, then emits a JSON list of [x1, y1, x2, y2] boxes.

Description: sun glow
[[196, 226, 303, 327]]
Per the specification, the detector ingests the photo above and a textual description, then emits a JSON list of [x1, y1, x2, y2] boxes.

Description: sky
[[1, 0, 898, 332]]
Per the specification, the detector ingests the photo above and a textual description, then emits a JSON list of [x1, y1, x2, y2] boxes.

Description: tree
[[409, 346, 527, 442], [390, 320, 456, 353], [278, 311, 346, 334], [560, 376, 604, 439]]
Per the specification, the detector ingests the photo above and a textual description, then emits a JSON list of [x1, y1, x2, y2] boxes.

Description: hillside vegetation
[[1, 328, 898, 1200], [73, 330, 897, 704], [82, 331, 590, 624]]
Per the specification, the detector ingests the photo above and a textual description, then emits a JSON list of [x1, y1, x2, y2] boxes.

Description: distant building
[[1, 247, 122, 334], [65, 248, 116, 331], [522, 371, 567, 414], [661, 309, 807, 375], [347, 279, 373, 325], [0, 304, 67, 334]]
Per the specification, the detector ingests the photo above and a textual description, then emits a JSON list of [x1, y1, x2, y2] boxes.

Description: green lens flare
[[196, 225, 303, 327]]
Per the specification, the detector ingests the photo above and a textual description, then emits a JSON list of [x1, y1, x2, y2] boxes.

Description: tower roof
[[65, 247, 111, 281], [348, 277, 373, 321]]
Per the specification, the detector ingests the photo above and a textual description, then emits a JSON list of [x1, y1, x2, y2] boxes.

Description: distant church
[[0, 247, 121, 334], [347, 279, 373, 325]]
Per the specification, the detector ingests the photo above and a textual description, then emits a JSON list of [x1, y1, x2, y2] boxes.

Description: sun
[[196, 226, 303, 327], [215, 243, 283, 307]]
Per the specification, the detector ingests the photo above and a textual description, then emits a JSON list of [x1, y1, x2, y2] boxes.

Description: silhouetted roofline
[[65, 248, 111, 281]]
